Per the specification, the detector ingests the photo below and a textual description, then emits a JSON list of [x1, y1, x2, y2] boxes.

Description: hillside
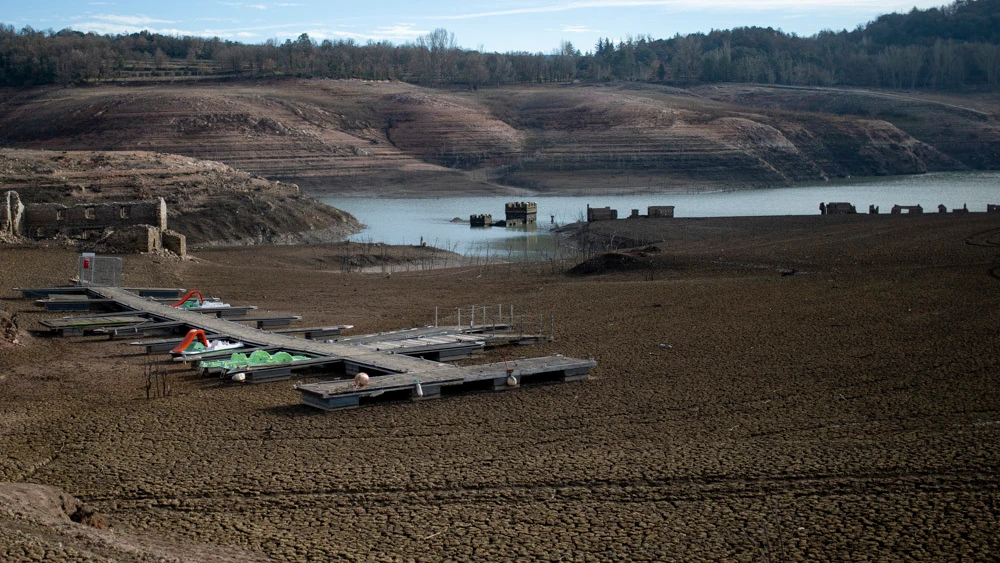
[[0, 79, 992, 198]]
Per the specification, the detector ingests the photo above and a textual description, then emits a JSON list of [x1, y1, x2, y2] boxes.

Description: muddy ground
[[1, 213, 999, 561]]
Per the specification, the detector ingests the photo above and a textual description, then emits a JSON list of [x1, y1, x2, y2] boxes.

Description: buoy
[[506, 374, 518, 387], [354, 372, 369, 388], [414, 379, 424, 397], [231, 372, 246, 383]]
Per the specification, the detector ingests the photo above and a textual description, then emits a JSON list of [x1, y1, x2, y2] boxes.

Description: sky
[[7, 1, 951, 53]]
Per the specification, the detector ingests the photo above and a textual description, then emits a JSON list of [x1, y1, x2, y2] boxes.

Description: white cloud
[[249, 4, 268, 9], [79, 13, 177, 27], [563, 25, 599, 33]]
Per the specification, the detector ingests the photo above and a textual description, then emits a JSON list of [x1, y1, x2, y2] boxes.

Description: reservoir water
[[319, 171, 1000, 258]]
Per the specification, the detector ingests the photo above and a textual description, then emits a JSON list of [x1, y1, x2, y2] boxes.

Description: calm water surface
[[319, 171, 1000, 258]]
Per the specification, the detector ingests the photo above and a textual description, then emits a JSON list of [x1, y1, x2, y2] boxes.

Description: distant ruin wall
[[648, 206, 675, 218], [891, 205, 924, 215], [587, 206, 618, 222], [826, 202, 857, 214], [22, 198, 167, 238]]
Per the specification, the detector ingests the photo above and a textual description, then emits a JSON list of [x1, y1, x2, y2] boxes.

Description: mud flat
[[1, 213, 999, 561]]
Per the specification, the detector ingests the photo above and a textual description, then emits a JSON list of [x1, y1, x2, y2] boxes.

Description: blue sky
[[8, 1, 949, 53]]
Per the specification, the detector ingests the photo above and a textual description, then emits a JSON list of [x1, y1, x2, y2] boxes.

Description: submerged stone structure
[[505, 202, 537, 227], [470, 214, 493, 227]]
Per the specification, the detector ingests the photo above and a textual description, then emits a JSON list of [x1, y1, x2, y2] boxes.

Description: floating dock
[[17, 284, 595, 410]]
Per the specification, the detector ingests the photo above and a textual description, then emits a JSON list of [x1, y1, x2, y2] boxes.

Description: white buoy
[[506, 374, 518, 387], [414, 379, 424, 397], [354, 372, 370, 388], [231, 372, 246, 383]]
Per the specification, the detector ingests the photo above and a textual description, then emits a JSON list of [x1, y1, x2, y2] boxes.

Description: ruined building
[[586, 205, 618, 222], [505, 202, 537, 227], [2, 190, 185, 256], [470, 214, 493, 227]]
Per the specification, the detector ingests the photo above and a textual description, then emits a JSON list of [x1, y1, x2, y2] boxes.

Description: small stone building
[[586, 205, 618, 222], [505, 202, 537, 227], [648, 206, 675, 218]]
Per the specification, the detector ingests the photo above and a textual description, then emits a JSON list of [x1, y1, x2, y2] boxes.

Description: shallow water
[[319, 171, 1000, 258]]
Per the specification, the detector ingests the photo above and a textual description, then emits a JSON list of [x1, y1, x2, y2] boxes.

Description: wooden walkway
[[21, 285, 595, 410]]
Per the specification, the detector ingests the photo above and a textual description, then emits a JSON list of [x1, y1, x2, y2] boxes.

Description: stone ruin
[[1, 190, 185, 257], [587, 205, 618, 222], [891, 204, 924, 215], [825, 202, 857, 214], [648, 206, 675, 218], [470, 214, 493, 227], [505, 202, 537, 227], [629, 206, 676, 219]]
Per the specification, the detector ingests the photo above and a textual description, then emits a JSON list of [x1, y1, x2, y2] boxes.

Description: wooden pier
[[17, 285, 595, 410]]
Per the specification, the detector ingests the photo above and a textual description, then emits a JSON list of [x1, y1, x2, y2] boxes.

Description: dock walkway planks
[[87, 286, 452, 376], [297, 355, 596, 410]]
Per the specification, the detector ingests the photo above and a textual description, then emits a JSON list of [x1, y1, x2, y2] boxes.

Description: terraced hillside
[[696, 84, 1000, 172], [0, 80, 987, 197]]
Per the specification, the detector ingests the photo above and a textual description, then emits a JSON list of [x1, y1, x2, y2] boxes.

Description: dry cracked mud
[[1, 213, 999, 561]]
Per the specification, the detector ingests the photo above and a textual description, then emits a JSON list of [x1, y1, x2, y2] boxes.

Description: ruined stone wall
[[22, 198, 167, 238], [1, 191, 25, 238], [104, 225, 162, 253], [162, 229, 187, 258]]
